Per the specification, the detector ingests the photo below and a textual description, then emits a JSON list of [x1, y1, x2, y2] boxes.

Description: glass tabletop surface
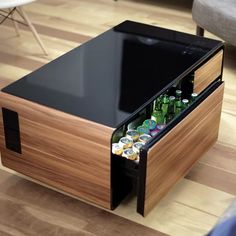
[[2, 21, 222, 128]]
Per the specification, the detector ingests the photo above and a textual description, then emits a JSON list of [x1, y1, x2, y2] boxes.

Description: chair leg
[[18, 6, 48, 55], [11, 13, 20, 36], [196, 25, 204, 37]]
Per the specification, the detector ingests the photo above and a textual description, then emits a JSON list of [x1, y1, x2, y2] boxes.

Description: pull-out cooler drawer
[[111, 81, 224, 216]]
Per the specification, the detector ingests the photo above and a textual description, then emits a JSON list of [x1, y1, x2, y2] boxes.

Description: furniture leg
[[11, 13, 20, 36], [18, 6, 48, 55], [196, 25, 204, 36]]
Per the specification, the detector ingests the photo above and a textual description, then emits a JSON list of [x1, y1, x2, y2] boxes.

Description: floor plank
[[0, 169, 166, 236], [0, 0, 236, 235]]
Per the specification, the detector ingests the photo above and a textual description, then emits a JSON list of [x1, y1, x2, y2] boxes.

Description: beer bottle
[[155, 96, 162, 110], [161, 94, 170, 117], [151, 109, 164, 125], [182, 99, 189, 109], [175, 100, 182, 116], [175, 89, 182, 100], [169, 96, 176, 113], [191, 93, 198, 103], [165, 96, 175, 123], [151, 95, 161, 123]]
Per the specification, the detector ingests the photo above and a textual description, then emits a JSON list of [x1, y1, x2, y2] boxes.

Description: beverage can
[[122, 148, 138, 160], [119, 137, 133, 149], [139, 134, 152, 144], [150, 127, 160, 137], [157, 124, 166, 130], [126, 130, 139, 142], [137, 126, 150, 135], [143, 119, 157, 130], [112, 143, 123, 156], [133, 142, 144, 154]]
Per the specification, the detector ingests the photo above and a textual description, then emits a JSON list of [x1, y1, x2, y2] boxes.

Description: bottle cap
[[191, 93, 198, 98], [176, 90, 182, 96], [169, 96, 175, 101], [182, 99, 189, 104]]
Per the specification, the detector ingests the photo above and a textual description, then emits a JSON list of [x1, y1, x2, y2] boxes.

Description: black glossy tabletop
[[2, 21, 221, 128]]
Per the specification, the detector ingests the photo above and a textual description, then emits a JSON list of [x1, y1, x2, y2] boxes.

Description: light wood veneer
[[143, 83, 224, 216], [0, 92, 114, 209], [194, 50, 223, 94]]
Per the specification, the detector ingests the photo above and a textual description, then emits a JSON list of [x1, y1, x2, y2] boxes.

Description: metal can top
[[143, 119, 157, 130], [122, 148, 138, 160], [126, 130, 139, 141], [137, 126, 150, 135], [139, 134, 152, 144], [119, 137, 133, 149]]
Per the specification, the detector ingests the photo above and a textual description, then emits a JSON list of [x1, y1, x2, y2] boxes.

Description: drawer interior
[[111, 49, 224, 211]]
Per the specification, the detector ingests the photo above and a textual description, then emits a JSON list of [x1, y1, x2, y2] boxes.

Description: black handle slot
[[2, 108, 21, 154]]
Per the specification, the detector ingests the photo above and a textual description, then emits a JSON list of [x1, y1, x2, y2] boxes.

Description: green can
[[137, 126, 150, 135], [143, 119, 157, 130]]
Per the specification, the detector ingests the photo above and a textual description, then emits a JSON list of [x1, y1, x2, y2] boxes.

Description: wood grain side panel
[[143, 83, 224, 216], [0, 93, 114, 209], [194, 50, 223, 94], [1, 148, 110, 206], [0, 92, 112, 146]]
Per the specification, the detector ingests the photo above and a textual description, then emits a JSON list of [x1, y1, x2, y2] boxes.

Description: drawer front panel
[[194, 50, 223, 94], [142, 83, 224, 216], [0, 92, 114, 209]]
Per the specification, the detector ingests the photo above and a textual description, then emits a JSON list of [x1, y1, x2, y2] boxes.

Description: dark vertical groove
[[137, 149, 147, 216]]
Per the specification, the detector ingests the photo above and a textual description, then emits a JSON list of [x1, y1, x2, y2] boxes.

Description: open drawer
[[111, 80, 224, 216]]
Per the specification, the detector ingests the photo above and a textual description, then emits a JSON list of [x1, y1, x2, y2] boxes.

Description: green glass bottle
[[155, 96, 162, 111], [169, 96, 176, 113], [175, 100, 182, 116], [151, 109, 164, 125], [161, 94, 170, 117], [175, 90, 182, 116], [191, 93, 198, 103], [165, 96, 175, 123], [175, 89, 182, 99], [182, 99, 189, 109]]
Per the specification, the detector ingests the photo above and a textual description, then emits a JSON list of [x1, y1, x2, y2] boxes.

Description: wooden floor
[[0, 169, 166, 236], [0, 0, 236, 235]]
